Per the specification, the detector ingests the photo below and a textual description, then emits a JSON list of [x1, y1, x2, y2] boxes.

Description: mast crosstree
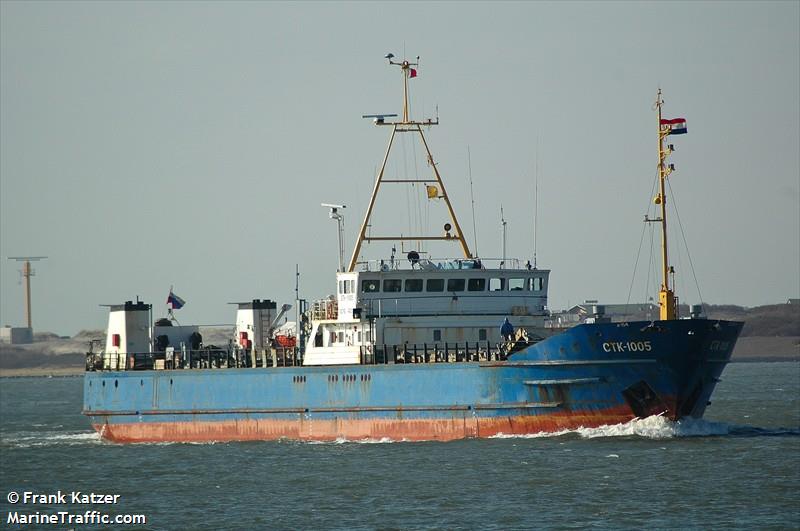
[[347, 55, 473, 272]]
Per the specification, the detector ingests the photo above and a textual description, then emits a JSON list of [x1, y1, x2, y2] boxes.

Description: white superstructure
[[302, 259, 550, 365]]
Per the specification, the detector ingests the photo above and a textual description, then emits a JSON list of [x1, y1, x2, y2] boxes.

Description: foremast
[[653, 89, 677, 320], [347, 55, 473, 272]]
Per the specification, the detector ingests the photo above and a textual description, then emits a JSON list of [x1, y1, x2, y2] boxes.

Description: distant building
[[0, 326, 33, 344], [788, 298, 800, 305], [566, 302, 658, 318]]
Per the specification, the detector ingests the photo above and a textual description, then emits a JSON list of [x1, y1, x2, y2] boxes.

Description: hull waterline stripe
[[473, 402, 560, 410], [83, 402, 562, 417], [483, 359, 657, 367], [524, 377, 602, 385]]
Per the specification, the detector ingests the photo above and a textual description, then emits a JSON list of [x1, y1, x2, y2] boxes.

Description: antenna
[[500, 208, 507, 269], [7, 256, 47, 329], [362, 114, 398, 125], [295, 264, 300, 303], [467, 146, 479, 257], [533, 135, 539, 269], [322, 203, 346, 272]]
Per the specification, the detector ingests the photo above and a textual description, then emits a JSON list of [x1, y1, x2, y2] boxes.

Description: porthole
[[140, 379, 144, 386], [114, 380, 118, 388], [170, 379, 173, 385], [102, 381, 105, 387]]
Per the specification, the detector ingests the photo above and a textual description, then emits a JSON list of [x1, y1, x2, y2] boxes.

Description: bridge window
[[531, 277, 543, 291], [489, 278, 505, 291], [339, 280, 354, 294], [468, 278, 486, 291], [383, 279, 402, 292], [362, 280, 379, 293], [433, 329, 442, 341], [426, 279, 444, 292], [405, 279, 423, 292], [509, 278, 526, 291], [479, 328, 487, 340], [447, 278, 465, 292]]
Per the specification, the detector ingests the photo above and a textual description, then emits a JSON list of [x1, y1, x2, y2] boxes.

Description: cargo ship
[[83, 56, 742, 443]]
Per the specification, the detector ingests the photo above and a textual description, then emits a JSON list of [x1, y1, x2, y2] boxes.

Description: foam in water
[[309, 436, 402, 445], [2, 430, 102, 448], [490, 415, 732, 440]]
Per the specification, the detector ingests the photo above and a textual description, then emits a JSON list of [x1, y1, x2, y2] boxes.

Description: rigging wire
[[467, 146, 479, 257], [411, 131, 424, 252], [667, 178, 705, 306], [627, 170, 661, 306], [645, 221, 656, 307], [402, 133, 413, 240]]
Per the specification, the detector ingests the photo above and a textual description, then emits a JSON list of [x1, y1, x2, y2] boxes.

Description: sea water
[[1, 362, 798, 530]]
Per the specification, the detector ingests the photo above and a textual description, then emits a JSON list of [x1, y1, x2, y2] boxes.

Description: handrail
[[352, 257, 545, 272], [85, 346, 301, 372], [85, 338, 540, 372]]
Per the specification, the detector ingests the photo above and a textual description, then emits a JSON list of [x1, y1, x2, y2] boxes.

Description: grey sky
[[1, 1, 798, 335]]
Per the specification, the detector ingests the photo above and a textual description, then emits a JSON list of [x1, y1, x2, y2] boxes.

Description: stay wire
[[667, 178, 704, 307], [627, 170, 661, 306]]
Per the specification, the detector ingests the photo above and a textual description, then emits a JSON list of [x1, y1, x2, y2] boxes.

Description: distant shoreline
[[3, 358, 800, 378], [1, 336, 797, 377]]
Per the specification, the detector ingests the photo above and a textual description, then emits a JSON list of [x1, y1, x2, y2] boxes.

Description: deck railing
[[85, 346, 301, 372], [85, 336, 541, 372], [354, 257, 530, 272], [362, 341, 510, 364]]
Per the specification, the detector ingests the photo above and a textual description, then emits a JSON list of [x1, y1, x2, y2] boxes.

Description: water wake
[[2, 430, 102, 448], [491, 415, 800, 440], [308, 436, 403, 445]]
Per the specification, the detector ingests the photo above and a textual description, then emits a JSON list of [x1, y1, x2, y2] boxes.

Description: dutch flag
[[167, 290, 186, 310], [660, 117, 687, 135]]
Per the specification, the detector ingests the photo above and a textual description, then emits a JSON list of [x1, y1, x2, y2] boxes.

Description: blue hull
[[83, 319, 742, 442]]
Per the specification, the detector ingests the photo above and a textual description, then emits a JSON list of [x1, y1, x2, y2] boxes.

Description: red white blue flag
[[167, 290, 185, 310], [661, 118, 687, 135]]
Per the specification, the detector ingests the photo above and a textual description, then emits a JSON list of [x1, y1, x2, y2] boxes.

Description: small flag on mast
[[167, 290, 185, 310], [426, 185, 439, 199], [409, 68, 418, 78], [660, 117, 687, 135]]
